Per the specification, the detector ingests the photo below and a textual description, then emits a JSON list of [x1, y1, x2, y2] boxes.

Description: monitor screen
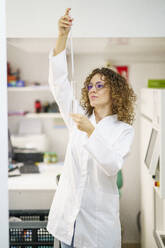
[[145, 128, 158, 169]]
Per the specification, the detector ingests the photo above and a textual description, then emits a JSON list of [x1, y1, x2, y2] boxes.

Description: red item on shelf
[[8, 75, 17, 81], [35, 100, 42, 113]]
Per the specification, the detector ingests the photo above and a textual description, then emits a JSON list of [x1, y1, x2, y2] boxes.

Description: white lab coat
[[46, 49, 135, 248]]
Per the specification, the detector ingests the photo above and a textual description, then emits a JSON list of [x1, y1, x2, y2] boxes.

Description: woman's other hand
[[58, 8, 74, 37], [70, 113, 95, 137]]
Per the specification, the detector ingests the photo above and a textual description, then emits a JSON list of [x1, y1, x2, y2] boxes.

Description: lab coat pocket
[[96, 191, 120, 219]]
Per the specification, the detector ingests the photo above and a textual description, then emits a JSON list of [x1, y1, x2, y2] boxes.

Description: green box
[[148, 79, 165, 88]]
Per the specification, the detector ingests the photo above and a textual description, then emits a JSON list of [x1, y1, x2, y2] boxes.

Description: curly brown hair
[[80, 67, 137, 126]]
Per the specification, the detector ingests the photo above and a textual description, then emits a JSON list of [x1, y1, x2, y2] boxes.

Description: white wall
[[6, 0, 165, 38], [7, 39, 165, 243]]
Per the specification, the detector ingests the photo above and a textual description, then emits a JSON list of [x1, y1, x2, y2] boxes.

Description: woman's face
[[88, 73, 112, 108]]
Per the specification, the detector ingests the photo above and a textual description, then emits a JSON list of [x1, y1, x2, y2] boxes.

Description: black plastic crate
[[9, 209, 55, 248]]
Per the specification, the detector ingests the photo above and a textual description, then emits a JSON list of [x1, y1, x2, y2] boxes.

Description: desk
[[8, 162, 64, 210]]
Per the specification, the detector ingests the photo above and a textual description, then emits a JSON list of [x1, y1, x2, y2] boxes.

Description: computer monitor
[[8, 130, 40, 174], [144, 128, 160, 175], [145, 128, 157, 168]]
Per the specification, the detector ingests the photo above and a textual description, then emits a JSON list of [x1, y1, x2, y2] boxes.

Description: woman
[[47, 8, 137, 248]]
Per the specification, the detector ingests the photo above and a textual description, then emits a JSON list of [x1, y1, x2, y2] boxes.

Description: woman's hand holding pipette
[[53, 8, 74, 56], [58, 8, 74, 37], [70, 113, 95, 137]]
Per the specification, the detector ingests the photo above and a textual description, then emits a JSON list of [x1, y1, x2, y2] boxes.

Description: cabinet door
[[140, 116, 157, 248]]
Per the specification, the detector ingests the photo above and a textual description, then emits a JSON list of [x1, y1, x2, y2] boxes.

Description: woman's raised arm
[[53, 8, 73, 56], [49, 8, 85, 131]]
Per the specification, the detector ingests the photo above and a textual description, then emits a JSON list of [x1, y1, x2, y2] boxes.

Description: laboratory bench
[[8, 162, 64, 248], [8, 162, 64, 210]]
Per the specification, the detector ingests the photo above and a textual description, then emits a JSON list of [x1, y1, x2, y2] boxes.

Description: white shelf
[[8, 86, 50, 92], [25, 113, 62, 119]]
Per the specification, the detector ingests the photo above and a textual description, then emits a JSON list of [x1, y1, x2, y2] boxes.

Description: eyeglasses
[[86, 81, 108, 92]]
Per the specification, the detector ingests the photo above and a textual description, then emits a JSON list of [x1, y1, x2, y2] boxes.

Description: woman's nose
[[90, 85, 97, 92]]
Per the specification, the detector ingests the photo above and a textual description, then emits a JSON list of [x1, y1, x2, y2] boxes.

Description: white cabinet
[[140, 88, 165, 248], [140, 115, 156, 248], [140, 88, 164, 198]]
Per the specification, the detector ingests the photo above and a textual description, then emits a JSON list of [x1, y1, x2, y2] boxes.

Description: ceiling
[[7, 37, 165, 55]]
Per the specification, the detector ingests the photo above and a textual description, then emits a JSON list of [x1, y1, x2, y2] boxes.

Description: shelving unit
[[8, 86, 63, 120]]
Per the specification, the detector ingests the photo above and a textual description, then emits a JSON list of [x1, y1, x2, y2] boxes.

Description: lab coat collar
[[89, 110, 118, 127]]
